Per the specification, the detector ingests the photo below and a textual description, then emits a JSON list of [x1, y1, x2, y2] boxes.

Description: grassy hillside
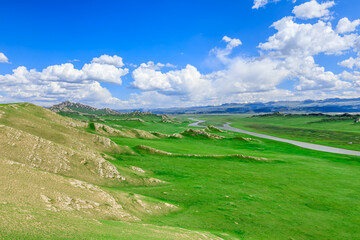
[[0, 103, 221, 239], [1, 104, 360, 239]]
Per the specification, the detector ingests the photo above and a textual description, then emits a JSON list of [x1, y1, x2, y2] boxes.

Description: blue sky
[[0, 0, 360, 108]]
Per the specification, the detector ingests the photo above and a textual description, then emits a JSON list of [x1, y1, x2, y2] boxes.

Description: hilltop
[[49, 101, 118, 115]]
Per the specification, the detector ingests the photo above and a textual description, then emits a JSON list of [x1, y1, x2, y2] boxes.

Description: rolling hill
[[0, 103, 221, 239]]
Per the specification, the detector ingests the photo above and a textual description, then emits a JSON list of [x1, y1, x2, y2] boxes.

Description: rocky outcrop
[[204, 125, 225, 133], [150, 131, 183, 139], [49, 101, 118, 114], [233, 136, 263, 143], [0, 125, 126, 183], [92, 123, 158, 139], [181, 129, 225, 139]]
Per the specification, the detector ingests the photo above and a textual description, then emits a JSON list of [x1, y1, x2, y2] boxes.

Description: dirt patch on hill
[[0, 125, 126, 184], [204, 125, 225, 133], [181, 129, 225, 139], [92, 123, 158, 139]]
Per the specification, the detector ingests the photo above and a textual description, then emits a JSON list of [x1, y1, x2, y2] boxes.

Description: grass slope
[[0, 103, 220, 240]]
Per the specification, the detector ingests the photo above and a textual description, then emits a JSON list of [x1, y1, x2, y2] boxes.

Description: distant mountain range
[[50, 97, 360, 115], [144, 97, 360, 114]]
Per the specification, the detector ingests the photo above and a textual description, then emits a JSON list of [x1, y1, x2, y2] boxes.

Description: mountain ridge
[[145, 97, 360, 114]]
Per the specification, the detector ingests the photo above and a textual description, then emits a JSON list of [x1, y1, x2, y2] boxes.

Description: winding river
[[188, 118, 360, 157]]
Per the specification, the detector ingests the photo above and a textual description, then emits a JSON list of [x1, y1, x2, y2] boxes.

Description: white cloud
[[136, 61, 176, 70], [339, 57, 360, 69], [259, 17, 357, 57], [0, 53, 9, 63], [283, 56, 350, 91], [131, 56, 290, 105], [0, 68, 126, 107], [292, 0, 335, 20], [222, 36, 242, 49], [0, 56, 129, 108], [210, 57, 289, 94], [91, 54, 125, 67], [253, 0, 270, 9], [340, 71, 360, 87], [82, 63, 128, 84], [40, 63, 83, 82], [210, 36, 242, 62], [132, 63, 214, 100], [36, 62, 128, 85], [252, 0, 284, 9], [253, 0, 296, 10], [336, 17, 360, 34]]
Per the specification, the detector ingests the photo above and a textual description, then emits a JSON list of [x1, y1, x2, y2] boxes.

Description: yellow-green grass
[[0, 103, 222, 239]]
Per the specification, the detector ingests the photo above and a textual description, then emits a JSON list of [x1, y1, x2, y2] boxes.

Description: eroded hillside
[[0, 103, 222, 239]]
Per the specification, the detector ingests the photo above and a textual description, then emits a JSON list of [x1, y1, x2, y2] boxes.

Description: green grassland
[[1, 106, 360, 239], [186, 114, 360, 151]]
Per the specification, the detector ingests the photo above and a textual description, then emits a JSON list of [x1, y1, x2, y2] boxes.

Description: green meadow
[[98, 113, 360, 239], [1, 105, 360, 239]]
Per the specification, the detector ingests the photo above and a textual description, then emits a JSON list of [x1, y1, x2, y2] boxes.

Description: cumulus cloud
[[259, 17, 357, 57], [132, 63, 214, 101], [91, 54, 125, 67], [210, 57, 289, 94], [292, 0, 335, 20], [82, 63, 128, 84], [283, 56, 350, 91], [0, 53, 9, 63], [340, 71, 360, 88], [339, 57, 360, 69], [0, 55, 129, 107], [257, 15, 358, 92], [336, 17, 360, 34], [33, 62, 128, 85], [222, 36, 242, 49], [0, 68, 126, 107]]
